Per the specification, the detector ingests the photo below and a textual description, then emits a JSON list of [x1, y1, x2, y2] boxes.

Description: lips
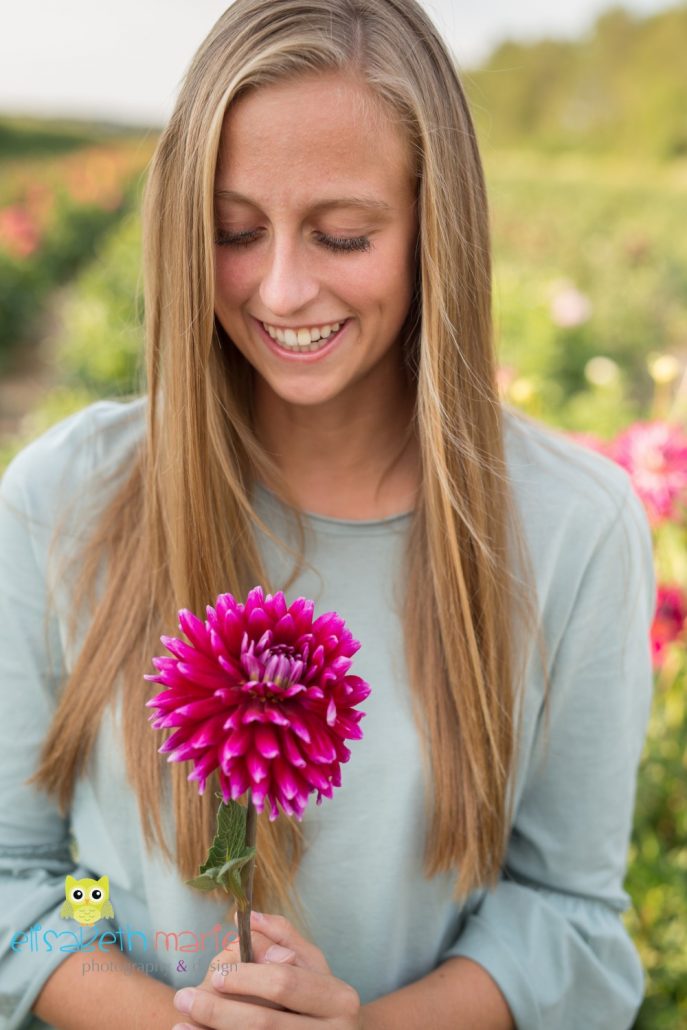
[[252, 315, 351, 362]]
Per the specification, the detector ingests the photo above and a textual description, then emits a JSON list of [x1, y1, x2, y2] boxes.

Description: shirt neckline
[[253, 480, 415, 529]]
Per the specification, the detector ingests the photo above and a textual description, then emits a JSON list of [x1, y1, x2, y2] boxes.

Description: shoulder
[[502, 404, 641, 548], [501, 405, 654, 637], [1, 396, 147, 532]]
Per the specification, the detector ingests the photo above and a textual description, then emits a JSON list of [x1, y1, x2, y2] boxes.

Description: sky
[[0, 0, 678, 127]]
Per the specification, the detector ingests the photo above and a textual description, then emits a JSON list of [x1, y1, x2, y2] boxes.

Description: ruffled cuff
[[440, 880, 644, 1030]]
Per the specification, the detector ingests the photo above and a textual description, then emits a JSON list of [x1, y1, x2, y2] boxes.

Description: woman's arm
[[435, 477, 656, 1029], [32, 951, 181, 1030], [362, 955, 514, 1030], [0, 418, 171, 1030]]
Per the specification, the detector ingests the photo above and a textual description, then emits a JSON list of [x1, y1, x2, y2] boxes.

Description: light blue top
[[0, 398, 655, 1029]]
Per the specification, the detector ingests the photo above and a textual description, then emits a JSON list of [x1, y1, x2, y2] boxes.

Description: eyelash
[[214, 229, 372, 253]]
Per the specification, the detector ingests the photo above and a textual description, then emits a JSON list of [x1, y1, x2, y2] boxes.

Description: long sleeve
[[441, 479, 656, 1030], [0, 439, 118, 1030]]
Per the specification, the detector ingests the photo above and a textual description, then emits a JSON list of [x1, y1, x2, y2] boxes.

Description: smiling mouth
[[258, 317, 350, 354]]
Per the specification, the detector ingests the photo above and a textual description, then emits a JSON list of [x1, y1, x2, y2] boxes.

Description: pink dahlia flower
[[651, 584, 687, 669], [608, 421, 687, 526], [145, 587, 371, 821]]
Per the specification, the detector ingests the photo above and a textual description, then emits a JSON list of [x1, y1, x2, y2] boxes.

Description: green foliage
[[0, 116, 106, 159], [466, 4, 687, 160], [626, 652, 687, 1027], [485, 150, 687, 431], [0, 196, 132, 362], [186, 796, 256, 905], [0, 128, 154, 361], [51, 210, 145, 395]]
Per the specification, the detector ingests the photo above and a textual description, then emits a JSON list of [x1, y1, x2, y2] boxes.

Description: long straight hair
[[29, 0, 548, 931]]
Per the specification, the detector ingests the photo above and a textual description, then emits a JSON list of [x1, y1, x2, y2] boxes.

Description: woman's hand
[[172, 910, 363, 1029]]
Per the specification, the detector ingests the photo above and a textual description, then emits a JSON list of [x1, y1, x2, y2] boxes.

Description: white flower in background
[[585, 356, 620, 387], [509, 377, 535, 404], [549, 279, 592, 328], [647, 353, 681, 385]]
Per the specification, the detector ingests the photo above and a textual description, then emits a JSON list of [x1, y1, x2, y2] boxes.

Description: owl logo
[[59, 875, 115, 926]]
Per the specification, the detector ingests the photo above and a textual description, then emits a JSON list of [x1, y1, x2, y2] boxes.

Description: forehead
[[216, 72, 414, 209]]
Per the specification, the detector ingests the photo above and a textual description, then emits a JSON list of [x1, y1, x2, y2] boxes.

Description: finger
[[177, 963, 360, 1024], [212, 932, 301, 969], [232, 910, 331, 973], [208, 935, 296, 972]]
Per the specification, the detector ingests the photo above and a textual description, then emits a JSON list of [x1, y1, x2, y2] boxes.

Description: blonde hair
[[29, 0, 549, 931]]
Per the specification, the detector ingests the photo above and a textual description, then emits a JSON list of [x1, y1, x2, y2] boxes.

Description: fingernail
[[173, 988, 195, 1014], [211, 970, 224, 989], [250, 910, 265, 922], [265, 944, 295, 962]]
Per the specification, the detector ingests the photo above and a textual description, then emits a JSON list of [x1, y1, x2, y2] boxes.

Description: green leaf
[[217, 848, 257, 905], [186, 796, 256, 902], [217, 850, 256, 881], [185, 872, 223, 892], [199, 797, 249, 875]]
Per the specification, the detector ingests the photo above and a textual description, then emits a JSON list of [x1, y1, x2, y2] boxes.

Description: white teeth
[[262, 320, 344, 352]]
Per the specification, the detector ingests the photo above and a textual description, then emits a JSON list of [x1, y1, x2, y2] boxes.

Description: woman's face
[[213, 71, 418, 412]]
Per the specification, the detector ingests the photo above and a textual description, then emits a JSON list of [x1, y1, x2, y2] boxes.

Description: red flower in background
[[651, 585, 687, 669]]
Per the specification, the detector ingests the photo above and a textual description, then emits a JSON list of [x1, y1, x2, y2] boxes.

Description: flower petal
[[219, 727, 252, 769], [246, 749, 269, 782], [178, 609, 212, 655], [255, 725, 280, 759]]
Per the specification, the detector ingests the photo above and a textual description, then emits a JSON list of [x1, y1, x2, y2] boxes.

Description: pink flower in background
[[651, 585, 687, 669], [608, 421, 687, 526], [145, 586, 370, 821], [0, 204, 41, 258], [549, 280, 592, 328]]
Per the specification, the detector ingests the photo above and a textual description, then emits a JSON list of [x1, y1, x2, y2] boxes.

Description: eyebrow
[[214, 189, 393, 214]]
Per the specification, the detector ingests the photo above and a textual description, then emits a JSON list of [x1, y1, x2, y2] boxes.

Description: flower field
[[0, 131, 155, 361], [0, 143, 685, 1026]]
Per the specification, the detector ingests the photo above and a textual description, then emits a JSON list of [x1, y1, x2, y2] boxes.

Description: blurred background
[[1, 1, 685, 1026]]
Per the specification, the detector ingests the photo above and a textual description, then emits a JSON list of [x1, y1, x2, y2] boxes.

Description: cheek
[[214, 251, 255, 308], [375, 230, 416, 299]]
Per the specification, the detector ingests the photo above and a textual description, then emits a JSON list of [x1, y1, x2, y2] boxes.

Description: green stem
[[237, 790, 257, 963]]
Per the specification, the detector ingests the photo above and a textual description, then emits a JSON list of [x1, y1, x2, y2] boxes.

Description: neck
[[253, 351, 419, 519]]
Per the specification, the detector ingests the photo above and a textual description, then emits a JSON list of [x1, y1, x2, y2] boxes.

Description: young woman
[[0, 1, 655, 1028]]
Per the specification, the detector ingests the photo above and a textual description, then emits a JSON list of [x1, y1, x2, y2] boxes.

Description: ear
[[97, 875, 109, 892], [65, 875, 77, 891]]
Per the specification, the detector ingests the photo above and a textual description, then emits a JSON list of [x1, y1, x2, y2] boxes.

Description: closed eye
[[214, 229, 371, 253]]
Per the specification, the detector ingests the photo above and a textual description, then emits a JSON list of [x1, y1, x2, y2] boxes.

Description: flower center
[[239, 636, 306, 699], [262, 647, 304, 692]]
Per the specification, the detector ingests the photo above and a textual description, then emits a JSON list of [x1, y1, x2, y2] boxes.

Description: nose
[[258, 234, 320, 318]]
